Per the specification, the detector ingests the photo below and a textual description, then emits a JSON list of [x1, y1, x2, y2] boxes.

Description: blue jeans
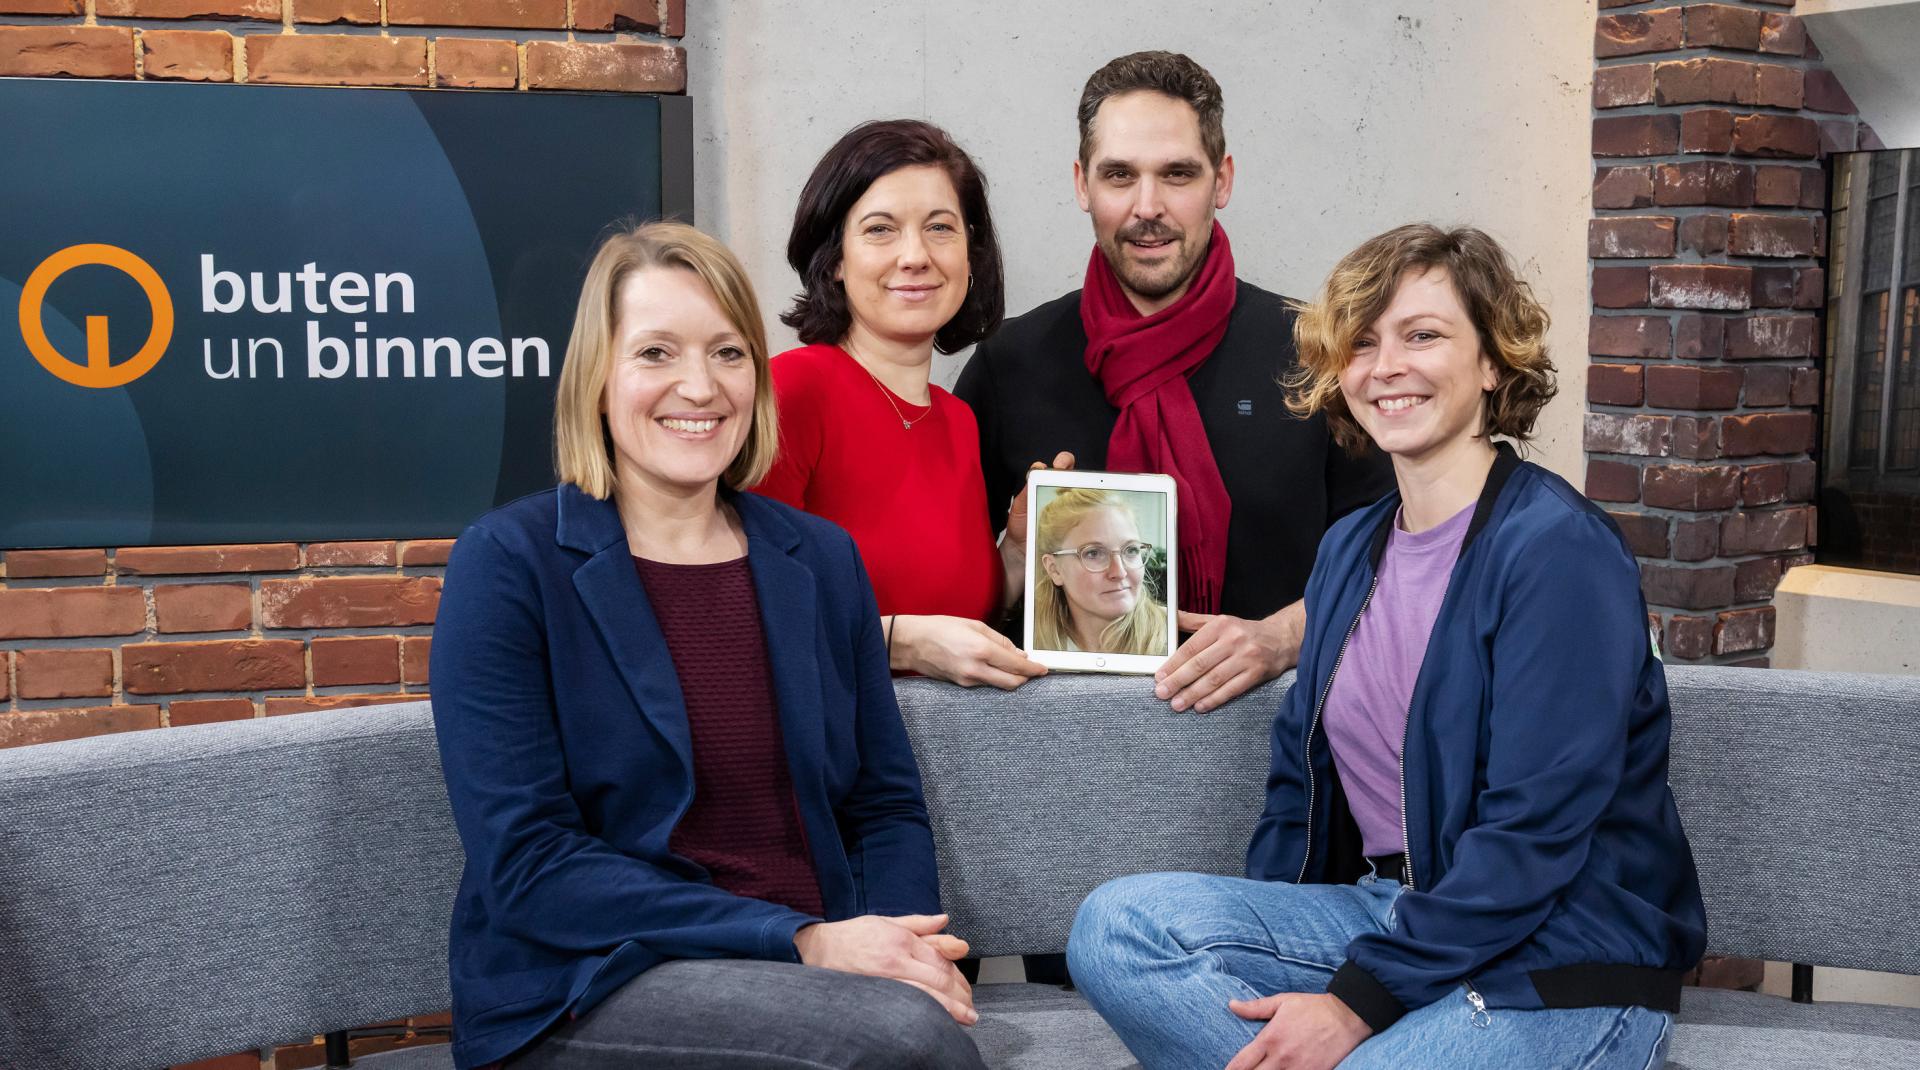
[[1067, 872, 1672, 1070]]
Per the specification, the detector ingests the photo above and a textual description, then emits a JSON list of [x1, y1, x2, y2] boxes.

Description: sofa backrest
[[2, 666, 1918, 1068]]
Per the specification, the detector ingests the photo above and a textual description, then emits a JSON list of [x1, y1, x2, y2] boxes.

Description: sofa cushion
[[1668, 987, 1920, 1069], [973, 983, 1134, 1070]]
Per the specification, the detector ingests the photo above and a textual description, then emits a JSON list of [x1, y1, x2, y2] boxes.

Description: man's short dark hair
[[1077, 51, 1226, 168], [781, 119, 1005, 355]]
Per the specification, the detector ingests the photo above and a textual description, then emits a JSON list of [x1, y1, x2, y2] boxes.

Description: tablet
[[1023, 469, 1178, 674]]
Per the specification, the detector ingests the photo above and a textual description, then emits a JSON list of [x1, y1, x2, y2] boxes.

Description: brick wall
[[0, 3, 688, 1066], [1588, 0, 1871, 666]]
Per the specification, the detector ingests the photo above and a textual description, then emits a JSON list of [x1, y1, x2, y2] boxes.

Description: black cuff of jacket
[[1327, 960, 1408, 1035]]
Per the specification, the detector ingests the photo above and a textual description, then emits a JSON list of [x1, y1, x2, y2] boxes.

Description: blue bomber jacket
[[1246, 444, 1707, 1032]]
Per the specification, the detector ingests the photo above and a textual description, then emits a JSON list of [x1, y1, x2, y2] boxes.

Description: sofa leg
[[325, 1030, 352, 1068], [1791, 963, 1814, 1004]]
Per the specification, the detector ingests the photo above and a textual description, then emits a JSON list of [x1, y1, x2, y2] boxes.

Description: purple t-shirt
[[1323, 501, 1474, 859]]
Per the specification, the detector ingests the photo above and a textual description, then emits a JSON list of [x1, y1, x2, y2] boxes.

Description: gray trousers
[[509, 958, 989, 1070]]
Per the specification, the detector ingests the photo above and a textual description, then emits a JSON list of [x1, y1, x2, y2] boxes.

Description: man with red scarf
[[957, 50, 1392, 715]]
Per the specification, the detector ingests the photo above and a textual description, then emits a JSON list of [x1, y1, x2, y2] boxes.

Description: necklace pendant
[[902, 418, 912, 429]]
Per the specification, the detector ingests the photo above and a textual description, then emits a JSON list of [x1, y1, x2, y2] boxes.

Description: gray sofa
[[2, 667, 1918, 1069]]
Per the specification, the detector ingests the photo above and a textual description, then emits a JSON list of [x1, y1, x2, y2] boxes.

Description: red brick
[[1, 654, 8, 701], [400, 539, 456, 567], [1595, 63, 1655, 108], [0, 25, 135, 78], [1678, 214, 1730, 257], [247, 33, 428, 87], [1654, 57, 1756, 106], [312, 636, 402, 686], [1820, 120, 1860, 157], [1611, 511, 1670, 558], [292, 0, 378, 23], [1790, 267, 1824, 309], [1727, 213, 1818, 258], [1664, 615, 1714, 660], [1733, 114, 1820, 158], [1590, 364, 1646, 406], [1595, 166, 1655, 210], [97, 0, 276, 16], [1594, 266, 1651, 309], [116, 543, 298, 575], [1722, 507, 1811, 555], [1594, 114, 1681, 158], [1750, 266, 1796, 308], [0, 706, 160, 750], [265, 693, 421, 716], [1597, 9, 1683, 57], [1683, 3, 1763, 50], [1587, 460, 1642, 503], [1643, 464, 1742, 510], [1714, 607, 1775, 656], [1590, 315, 1671, 358], [1654, 161, 1754, 208], [1742, 365, 1791, 407], [1674, 315, 1727, 359], [123, 639, 305, 694], [259, 577, 441, 628], [1651, 265, 1751, 310], [5, 549, 108, 578], [1590, 216, 1676, 259], [1861, 125, 1886, 152], [1741, 464, 1790, 506], [1641, 563, 1737, 611], [140, 28, 233, 81], [1786, 461, 1816, 503], [1752, 63, 1803, 109], [1789, 367, 1821, 407], [1734, 556, 1786, 602], [389, 0, 566, 28], [153, 583, 252, 633], [304, 541, 397, 567], [1586, 413, 1672, 457], [1802, 68, 1856, 114], [1672, 518, 1720, 562], [0, 0, 82, 12], [1752, 166, 1805, 208], [662, 0, 683, 36], [168, 698, 257, 726], [434, 37, 516, 89], [1670, 415, 1722, 460], [573, 0, 660, 31], [1679, 108, 1734, 154], [1758, 13, 1806, 56], [1646, 365, 1742, 410], [402, 636, 431, 685], [524, 40, 684, 92], [1721, 412, 1814, 456], [0, 587, 146, 639], [16, 648, 115, 700], [1725, 314, 1816, 358]]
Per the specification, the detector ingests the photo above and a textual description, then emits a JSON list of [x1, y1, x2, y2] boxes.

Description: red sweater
[[635, 555, 825, 919], [758, 344, 1002, 623]]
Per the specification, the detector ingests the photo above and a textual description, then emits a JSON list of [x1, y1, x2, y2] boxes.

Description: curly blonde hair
[[1032, 489, 1168, 656], [1285, 224, 1556, 454]]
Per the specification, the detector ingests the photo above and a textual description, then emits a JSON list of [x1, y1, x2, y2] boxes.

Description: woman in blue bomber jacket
[[1068, 224, 1706, 1070]]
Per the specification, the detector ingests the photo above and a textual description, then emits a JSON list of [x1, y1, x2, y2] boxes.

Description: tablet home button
[[1095, 656, 1107, 668]]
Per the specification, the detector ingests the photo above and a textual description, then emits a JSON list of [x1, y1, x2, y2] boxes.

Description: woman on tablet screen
[[1033, 489, 1168, 656], [756, 119, 1050, 691]]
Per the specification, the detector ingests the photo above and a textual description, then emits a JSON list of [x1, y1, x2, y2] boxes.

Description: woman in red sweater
[[758, 120, 1048, 690]]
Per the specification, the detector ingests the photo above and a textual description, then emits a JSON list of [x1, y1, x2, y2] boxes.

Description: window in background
[[1822, 150, 1920, 575]]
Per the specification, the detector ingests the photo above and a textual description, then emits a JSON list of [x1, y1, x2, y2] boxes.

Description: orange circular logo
[[18, 243, 174, 389]]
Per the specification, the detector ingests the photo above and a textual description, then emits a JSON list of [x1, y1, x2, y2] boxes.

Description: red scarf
[[1080, 222, 1237, 614]]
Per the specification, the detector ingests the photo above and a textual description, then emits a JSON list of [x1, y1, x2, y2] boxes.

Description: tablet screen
[[1024, 471, 1177, 672]]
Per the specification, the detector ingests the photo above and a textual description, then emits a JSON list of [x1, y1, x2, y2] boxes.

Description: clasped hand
[[1155, 603, 1303, 714], [1225, 991, 1371, 1070], [793, 913, 977, 1025]]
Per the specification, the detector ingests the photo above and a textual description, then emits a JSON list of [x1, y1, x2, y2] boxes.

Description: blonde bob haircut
[[553, 221, 778, 499], [1286, 223, 1557, 455], [1033, 489, 1169, 656]]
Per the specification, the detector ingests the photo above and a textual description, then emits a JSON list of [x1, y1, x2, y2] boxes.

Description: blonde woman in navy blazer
[[430, 222, 985, 1070]]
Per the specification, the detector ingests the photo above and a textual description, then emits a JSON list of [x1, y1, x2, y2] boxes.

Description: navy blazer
[[429, 483, 941, 1070]]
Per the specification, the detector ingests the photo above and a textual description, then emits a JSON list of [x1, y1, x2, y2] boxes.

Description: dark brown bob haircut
[[782, 119, 1004, 355], [1078, 51, 1226, 168], [1287, 223, 1558, 454]]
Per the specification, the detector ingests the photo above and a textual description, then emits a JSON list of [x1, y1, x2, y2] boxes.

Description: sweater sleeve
[[1327, 512, 1645, 1030], [754, 352, 824, 510]]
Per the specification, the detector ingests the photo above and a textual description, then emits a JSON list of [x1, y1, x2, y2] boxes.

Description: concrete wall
[[686, 0, 1597, 480]]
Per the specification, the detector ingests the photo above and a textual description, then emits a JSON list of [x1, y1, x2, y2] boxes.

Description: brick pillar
[[1589, 0, 1871, 667]]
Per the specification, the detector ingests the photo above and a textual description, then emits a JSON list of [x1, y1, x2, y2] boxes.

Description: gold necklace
[[846, 345, 934, 430]]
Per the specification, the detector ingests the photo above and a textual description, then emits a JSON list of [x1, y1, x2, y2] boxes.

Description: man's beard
[[1100, 220, 1206, 301]]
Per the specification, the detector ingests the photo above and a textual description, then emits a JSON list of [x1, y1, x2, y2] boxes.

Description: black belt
[[1365, 852, 1408, 885]]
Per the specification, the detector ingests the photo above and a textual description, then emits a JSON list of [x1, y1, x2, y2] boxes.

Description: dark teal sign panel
[[1, 79, 689, 547]]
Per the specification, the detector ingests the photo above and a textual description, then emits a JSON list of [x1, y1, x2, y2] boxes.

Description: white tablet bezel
[[1022, 469, 1178, 674]]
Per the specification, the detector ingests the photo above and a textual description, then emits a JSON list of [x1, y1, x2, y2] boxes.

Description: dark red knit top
[[634, 555, 825, 919]]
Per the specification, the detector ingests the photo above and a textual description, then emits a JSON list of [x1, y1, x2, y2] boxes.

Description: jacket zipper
[[1397, 690, 1417, 891], [1464, 980, 1490, 1027], [1297, 575, 1379, 884]]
